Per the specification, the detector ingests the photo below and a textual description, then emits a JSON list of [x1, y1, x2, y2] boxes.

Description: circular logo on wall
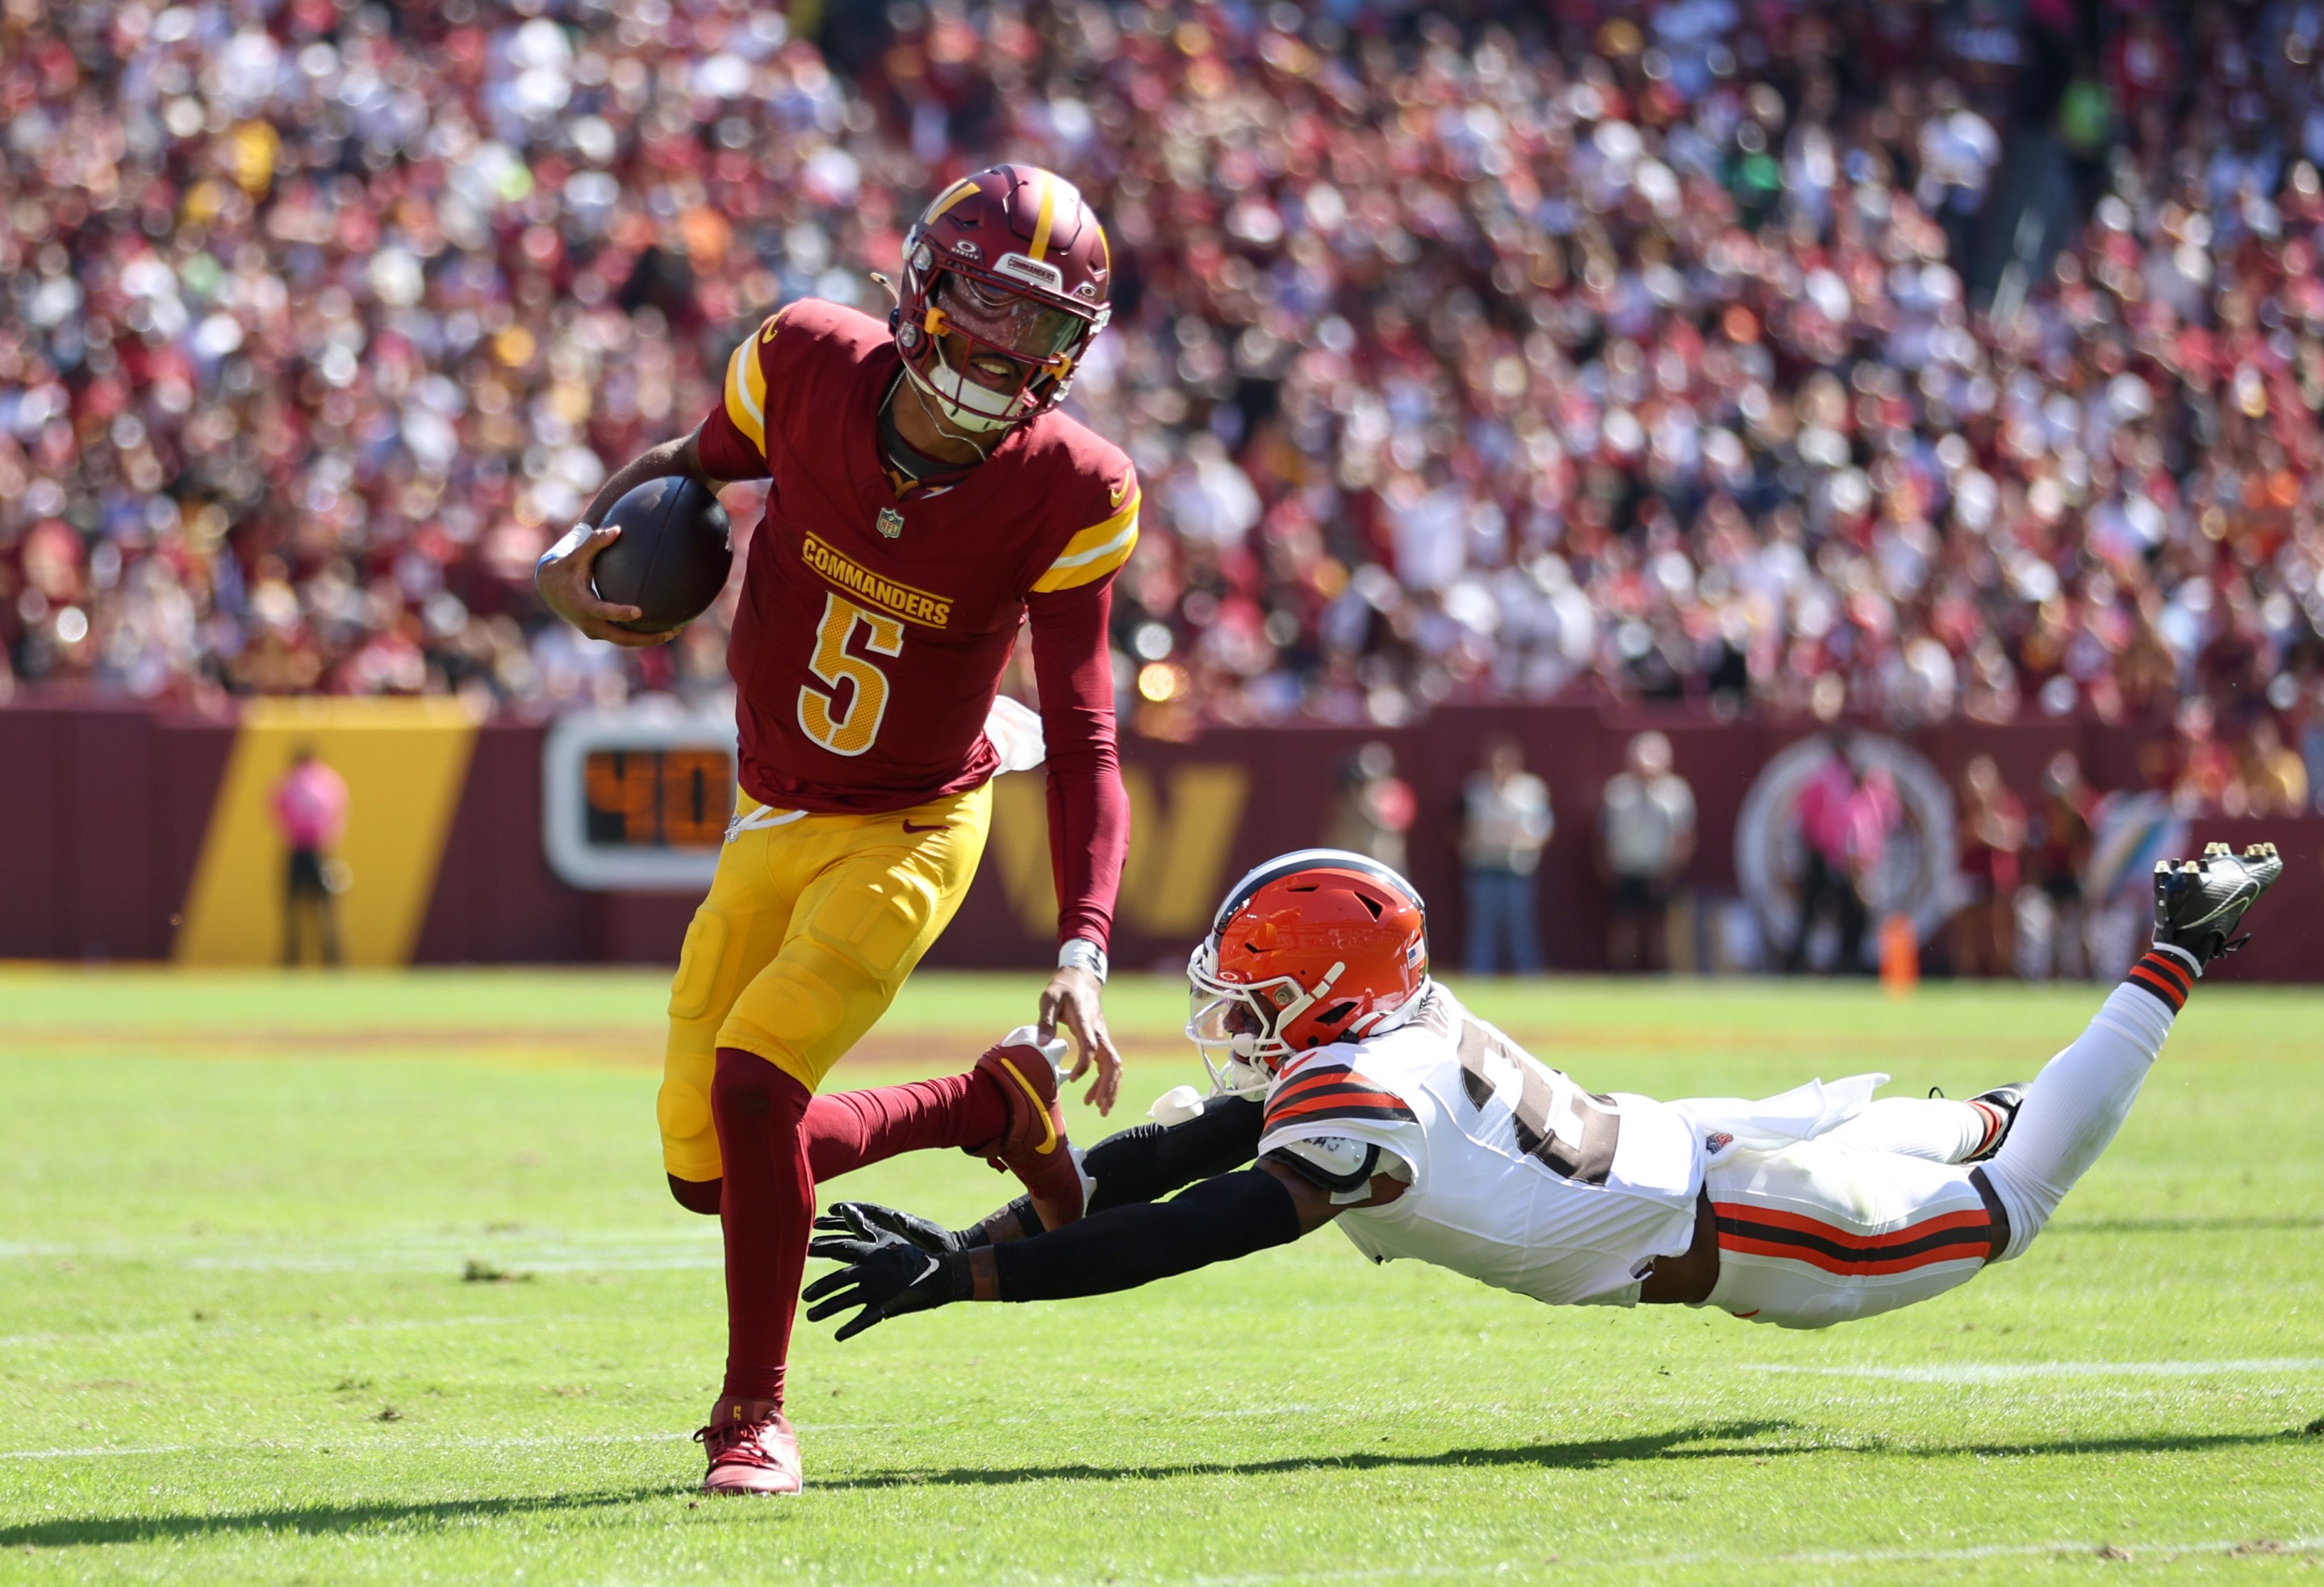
[[1734, 733, 1958, 967]]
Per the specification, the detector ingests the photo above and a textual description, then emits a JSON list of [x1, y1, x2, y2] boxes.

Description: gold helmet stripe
[[1026, 169, 1058, 262], [924, 177, 979, 223]]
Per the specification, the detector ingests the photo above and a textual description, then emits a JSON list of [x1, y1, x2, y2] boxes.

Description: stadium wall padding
[[2, 702, 2315, 980], [173, 699, 479, 967]]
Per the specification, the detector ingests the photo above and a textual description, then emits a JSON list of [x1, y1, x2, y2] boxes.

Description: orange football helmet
[[1186, 849, 1431, 1096]]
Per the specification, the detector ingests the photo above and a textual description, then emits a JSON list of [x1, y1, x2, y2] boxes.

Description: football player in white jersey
[[805, 842, 2281, 1339]]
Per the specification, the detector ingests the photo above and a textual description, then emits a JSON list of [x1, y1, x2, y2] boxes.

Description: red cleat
[[968, 1026, 1086, 1229], [696, 1397, 802, 1495]]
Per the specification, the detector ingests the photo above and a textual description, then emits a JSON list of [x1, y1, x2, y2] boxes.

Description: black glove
[[803, 1220, 972, 1341], [812, 1200, 967, 1255]]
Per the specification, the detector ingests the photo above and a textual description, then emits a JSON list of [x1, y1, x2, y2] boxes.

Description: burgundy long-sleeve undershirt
[[1026, 578, 1127, 950]]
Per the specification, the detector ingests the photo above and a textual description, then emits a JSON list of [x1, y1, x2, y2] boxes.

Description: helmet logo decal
[[995, 253, 1066, 292], [951, 240, 981, 261]]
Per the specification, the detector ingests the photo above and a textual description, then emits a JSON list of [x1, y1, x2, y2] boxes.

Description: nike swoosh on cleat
[[901, 821, 951, 833], [997, 1057, 1059, 1155]]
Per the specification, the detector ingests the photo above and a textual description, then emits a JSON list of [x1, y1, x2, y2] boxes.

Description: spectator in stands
[[1950, 754, 2026, 979], [2243, 718, 2311, 816], [1326, 741, 1416, 878], [1459, 734, 1553, 976], [1784, 730, 1896, 975], [273, 746, 347, 967], [2023, 751, 2096, 980], [0, 0, 2318, 810], [1597, 731, 1695, 973]]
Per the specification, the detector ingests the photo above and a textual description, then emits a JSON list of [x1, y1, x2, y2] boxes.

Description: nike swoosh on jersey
[[901, 820, 951, 833]]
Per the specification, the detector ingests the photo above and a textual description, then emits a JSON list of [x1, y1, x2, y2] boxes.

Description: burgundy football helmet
[[892, 165, 1112, 435]]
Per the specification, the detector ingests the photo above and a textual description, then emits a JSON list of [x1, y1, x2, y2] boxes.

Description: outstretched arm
[[821, 1094, 1266, 1255], [1026, 578, 1131, 1114], [805, 1159, 1344, 1341]]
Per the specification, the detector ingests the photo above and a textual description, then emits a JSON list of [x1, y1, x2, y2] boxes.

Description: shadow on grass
[[2, 1485, 681, 1550], [819, 1422, 2307, 1490]]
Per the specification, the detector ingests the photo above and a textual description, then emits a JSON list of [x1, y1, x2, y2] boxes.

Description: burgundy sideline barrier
[[0, 702, 2314, 981]]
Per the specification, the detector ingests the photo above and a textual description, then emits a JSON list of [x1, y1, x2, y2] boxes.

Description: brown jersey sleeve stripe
[[1267, 1088, 1415, 1123], [1264, 1074, 1416, 1131], [1266, 1071, 1409, 1112], [1264, 1102, 1419, 1130]]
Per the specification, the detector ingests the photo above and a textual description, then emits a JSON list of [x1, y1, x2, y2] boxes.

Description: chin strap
[[889, 371, 993, 463]]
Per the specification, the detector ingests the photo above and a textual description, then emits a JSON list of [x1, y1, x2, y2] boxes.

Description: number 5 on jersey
[[799, 594, 904, 756]]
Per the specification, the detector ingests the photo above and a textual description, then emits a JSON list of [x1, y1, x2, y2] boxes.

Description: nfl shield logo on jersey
[[876, 506, 905, 539]]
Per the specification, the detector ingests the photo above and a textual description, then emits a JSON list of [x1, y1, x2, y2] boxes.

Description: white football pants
[[1700, 979, 2176, 1328]]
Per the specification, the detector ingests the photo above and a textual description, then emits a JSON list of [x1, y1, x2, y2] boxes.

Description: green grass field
[[2, 967, 2319, 1585]]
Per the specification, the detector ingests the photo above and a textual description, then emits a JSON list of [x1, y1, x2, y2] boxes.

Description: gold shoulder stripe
[[1032, 492, 1140, 593], [723, 332, 769, 455]]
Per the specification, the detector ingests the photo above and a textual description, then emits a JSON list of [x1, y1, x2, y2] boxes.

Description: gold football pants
[[656, 783, 992, 1184]]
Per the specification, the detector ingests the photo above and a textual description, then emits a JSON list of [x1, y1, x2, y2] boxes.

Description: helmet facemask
[[899, 266, 1090, 435], [1185, 939, 1345, 1098]]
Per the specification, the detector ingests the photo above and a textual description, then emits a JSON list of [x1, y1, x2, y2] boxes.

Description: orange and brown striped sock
[[2124, 946, 2197, 1013]]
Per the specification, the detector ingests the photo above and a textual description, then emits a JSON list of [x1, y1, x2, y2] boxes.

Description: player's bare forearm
[[1039, 964, 1121, 1114], [579, 428, 721, 526], [535, 429, 722, 647]]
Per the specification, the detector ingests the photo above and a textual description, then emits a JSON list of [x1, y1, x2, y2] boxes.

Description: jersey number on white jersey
[[1455, 1020, 1620, 1184]]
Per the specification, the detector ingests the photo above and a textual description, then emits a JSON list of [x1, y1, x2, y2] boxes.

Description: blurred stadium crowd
[[3, 0, 2322, 817]]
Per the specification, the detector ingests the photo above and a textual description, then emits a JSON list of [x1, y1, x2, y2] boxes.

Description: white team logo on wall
[[1734, 733, 1957, 968]]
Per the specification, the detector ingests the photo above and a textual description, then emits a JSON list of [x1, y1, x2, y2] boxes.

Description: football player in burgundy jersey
[[536, 165, 1137, 1494]]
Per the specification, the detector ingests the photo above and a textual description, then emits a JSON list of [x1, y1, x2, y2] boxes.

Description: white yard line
[[0, 1314, 589, 1351], [4, 1229, 723, 1276], [0, 1445, 193, 1461], [1741, 1357, 2324, 1384], [0, 1430, 694, 1461]]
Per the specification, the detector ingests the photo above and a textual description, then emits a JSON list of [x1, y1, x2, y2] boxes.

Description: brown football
[[589, 476, 733, 633]]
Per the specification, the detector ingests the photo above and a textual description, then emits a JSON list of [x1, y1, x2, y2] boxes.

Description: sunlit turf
[[2, 967, 2319, 1584]]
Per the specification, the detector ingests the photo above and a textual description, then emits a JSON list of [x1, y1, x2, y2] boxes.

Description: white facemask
[[902, 344, 1021, 434]]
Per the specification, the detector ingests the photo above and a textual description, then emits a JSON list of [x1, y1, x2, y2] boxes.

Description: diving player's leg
[[1703, 947, 2179, 1326], [1981, 842, 2279, 1260], [1705, 845, 2282, 1328], [1822, 1094, 2008, 1163], [1973, 977, 2167, 1261], [1699, 1141, 2001, 1328]]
